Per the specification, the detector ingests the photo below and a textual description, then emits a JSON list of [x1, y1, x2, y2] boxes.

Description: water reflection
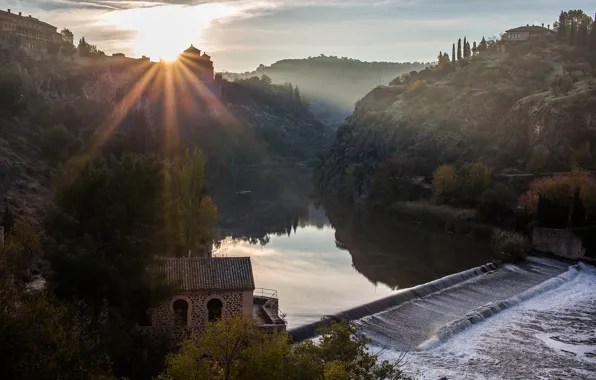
[[215, 201, 492, 328]]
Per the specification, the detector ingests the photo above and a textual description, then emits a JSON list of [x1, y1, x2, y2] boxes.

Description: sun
[[101, 4, 240, 61]]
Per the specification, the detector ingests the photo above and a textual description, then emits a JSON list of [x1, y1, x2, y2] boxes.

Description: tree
[[172, 149, 219, 258], [556, 11, 568, 41], [44, 154, 173, 323], [1, 220, 40, 281], [78, 37, 90, 56], [591, 15, 596, 50], [570, 20, 576, 45], [293, 85, 301, 103], [458, 162, 491, 205], [39, 124, 81, 164], [472, 41, 477, 55], [60, 28, 74, 45], [457, 38, 462, 60], [159, 317, 411, 380], [260, 74, 272, 84], [432, 165, 459, 204], [0, 224, 113, 379], [463, 37, 468, 58], [452, 43, 456, 62], [2, 204, 15, 236], [478, 37, 488, 52]]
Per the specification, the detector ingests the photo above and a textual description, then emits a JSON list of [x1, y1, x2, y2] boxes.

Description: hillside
[[223, 56, 429, 127], [316, 35, 596, 202], [0, 48, 332, 224]]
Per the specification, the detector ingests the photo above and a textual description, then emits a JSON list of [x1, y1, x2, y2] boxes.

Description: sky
[[4, 0, 594, 72]]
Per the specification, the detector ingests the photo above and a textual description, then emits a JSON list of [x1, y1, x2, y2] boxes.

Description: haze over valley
[[1, 2, 596, 380]]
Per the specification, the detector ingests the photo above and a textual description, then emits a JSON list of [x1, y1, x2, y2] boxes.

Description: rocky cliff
[[0, 48, 332, 223], [317, 36, 596, 201]]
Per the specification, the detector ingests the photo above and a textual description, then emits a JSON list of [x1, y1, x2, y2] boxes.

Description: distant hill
[[221, 56, 429, 127], [316, 35, 596, 201]]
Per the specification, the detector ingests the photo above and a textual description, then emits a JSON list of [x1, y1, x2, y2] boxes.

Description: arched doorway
[[207, 298, 223, 322], [173, 299, 190, 326]]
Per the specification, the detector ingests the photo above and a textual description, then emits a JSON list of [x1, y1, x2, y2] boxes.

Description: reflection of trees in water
[[323, 200, 492, 290], [212, 169, 330, 245]]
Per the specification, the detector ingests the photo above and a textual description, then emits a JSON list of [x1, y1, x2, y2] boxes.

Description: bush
[[519, 170, 596, 222], [0, 70, 24, 113], [432, 164, 459, 204], [476, 183, 517, 224], [39, 124, 81, 163], [491, 229, 530, 262], [408, 79, 425, 92], [159, 317, 412, 380], [432, 162, 491, 206]]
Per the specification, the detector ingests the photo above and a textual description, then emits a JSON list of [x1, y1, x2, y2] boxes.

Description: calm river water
[[215, 202, 492, 329]]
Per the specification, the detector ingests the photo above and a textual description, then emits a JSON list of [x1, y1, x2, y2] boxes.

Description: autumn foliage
[[518, 170, 596, 221]]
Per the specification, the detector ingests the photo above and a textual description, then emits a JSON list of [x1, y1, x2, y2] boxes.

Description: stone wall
[[532, 227, 585, 259], [151, 291, 245, 327]]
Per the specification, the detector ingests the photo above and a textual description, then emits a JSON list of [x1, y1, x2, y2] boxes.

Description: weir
[[289, 256, 572, 349]]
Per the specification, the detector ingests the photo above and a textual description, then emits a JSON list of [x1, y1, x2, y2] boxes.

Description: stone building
[[147, 257, 285, 340], [505, 24, 553, 41], [0, 9, 61, 50], [179, 44, 215, 83]]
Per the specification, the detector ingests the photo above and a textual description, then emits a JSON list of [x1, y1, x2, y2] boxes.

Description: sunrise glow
[[101, 4, 242, 61]]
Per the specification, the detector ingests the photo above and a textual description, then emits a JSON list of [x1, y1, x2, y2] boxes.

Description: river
[[211, 169, 596, 379], [214, 200, 492, 329]]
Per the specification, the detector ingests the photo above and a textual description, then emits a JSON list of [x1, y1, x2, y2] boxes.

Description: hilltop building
[[505, 24, 553, 41], [0, 9, 61, 50], [179, 44, 215, 83], [146, 257, 285, 341]]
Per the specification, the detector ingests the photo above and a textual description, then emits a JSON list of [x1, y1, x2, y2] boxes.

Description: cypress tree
[[472, 41, 477, 55], [457, 38, 462, 60], [479, 37, 488, 52], [466, 42, 471, 57], [591, 14, 596, 51], [293, 86, 301, 103], [2, 204, 15, 236], [557, 11, 568, 41], [463, 37, 468, 57], [570, 20, 576, 45], [452, 43, 456, 62], [578, 23, 588, 47]]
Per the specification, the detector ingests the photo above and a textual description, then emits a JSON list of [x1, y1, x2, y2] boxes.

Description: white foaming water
[[370, 262, 596, 380]]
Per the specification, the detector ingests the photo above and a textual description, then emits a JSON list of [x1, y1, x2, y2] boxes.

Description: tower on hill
[[179, 44, 214, 84]]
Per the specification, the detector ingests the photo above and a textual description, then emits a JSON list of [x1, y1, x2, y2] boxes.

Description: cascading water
[[357, 256, 571, 351], [358, 257, 596, 379]]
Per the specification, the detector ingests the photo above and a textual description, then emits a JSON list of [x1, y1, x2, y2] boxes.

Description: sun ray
[[162, 62, 180, 160], [92, 62, 159, 152], [175, 57, 237, 125]]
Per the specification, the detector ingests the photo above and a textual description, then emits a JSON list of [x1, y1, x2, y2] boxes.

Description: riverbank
[[378, 201, 494, 238]]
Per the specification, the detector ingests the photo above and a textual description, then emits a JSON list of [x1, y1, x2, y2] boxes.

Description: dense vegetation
[[223, 56, 429, 127], [159, 317, 411, 380], [317, 11, 596, 210]]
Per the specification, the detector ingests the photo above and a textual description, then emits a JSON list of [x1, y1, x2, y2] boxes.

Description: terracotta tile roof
[[506, 25, 552, 33], [158, 257, 255, 291]]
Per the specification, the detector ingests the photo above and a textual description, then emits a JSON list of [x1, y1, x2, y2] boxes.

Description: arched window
[[173, 299, 189, 326], [207, 298, 223, 322]]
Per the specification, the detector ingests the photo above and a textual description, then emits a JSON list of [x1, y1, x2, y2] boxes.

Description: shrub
[[476, 183, 517, 224], [432, 164, 459, 204], [39, 124, 81, 163], [408, 79, 425, 92], [519, 170, 596, 220], [491, 229, 530, 263], [0, 70, 24, 112], [458, 162, 491, 205]]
